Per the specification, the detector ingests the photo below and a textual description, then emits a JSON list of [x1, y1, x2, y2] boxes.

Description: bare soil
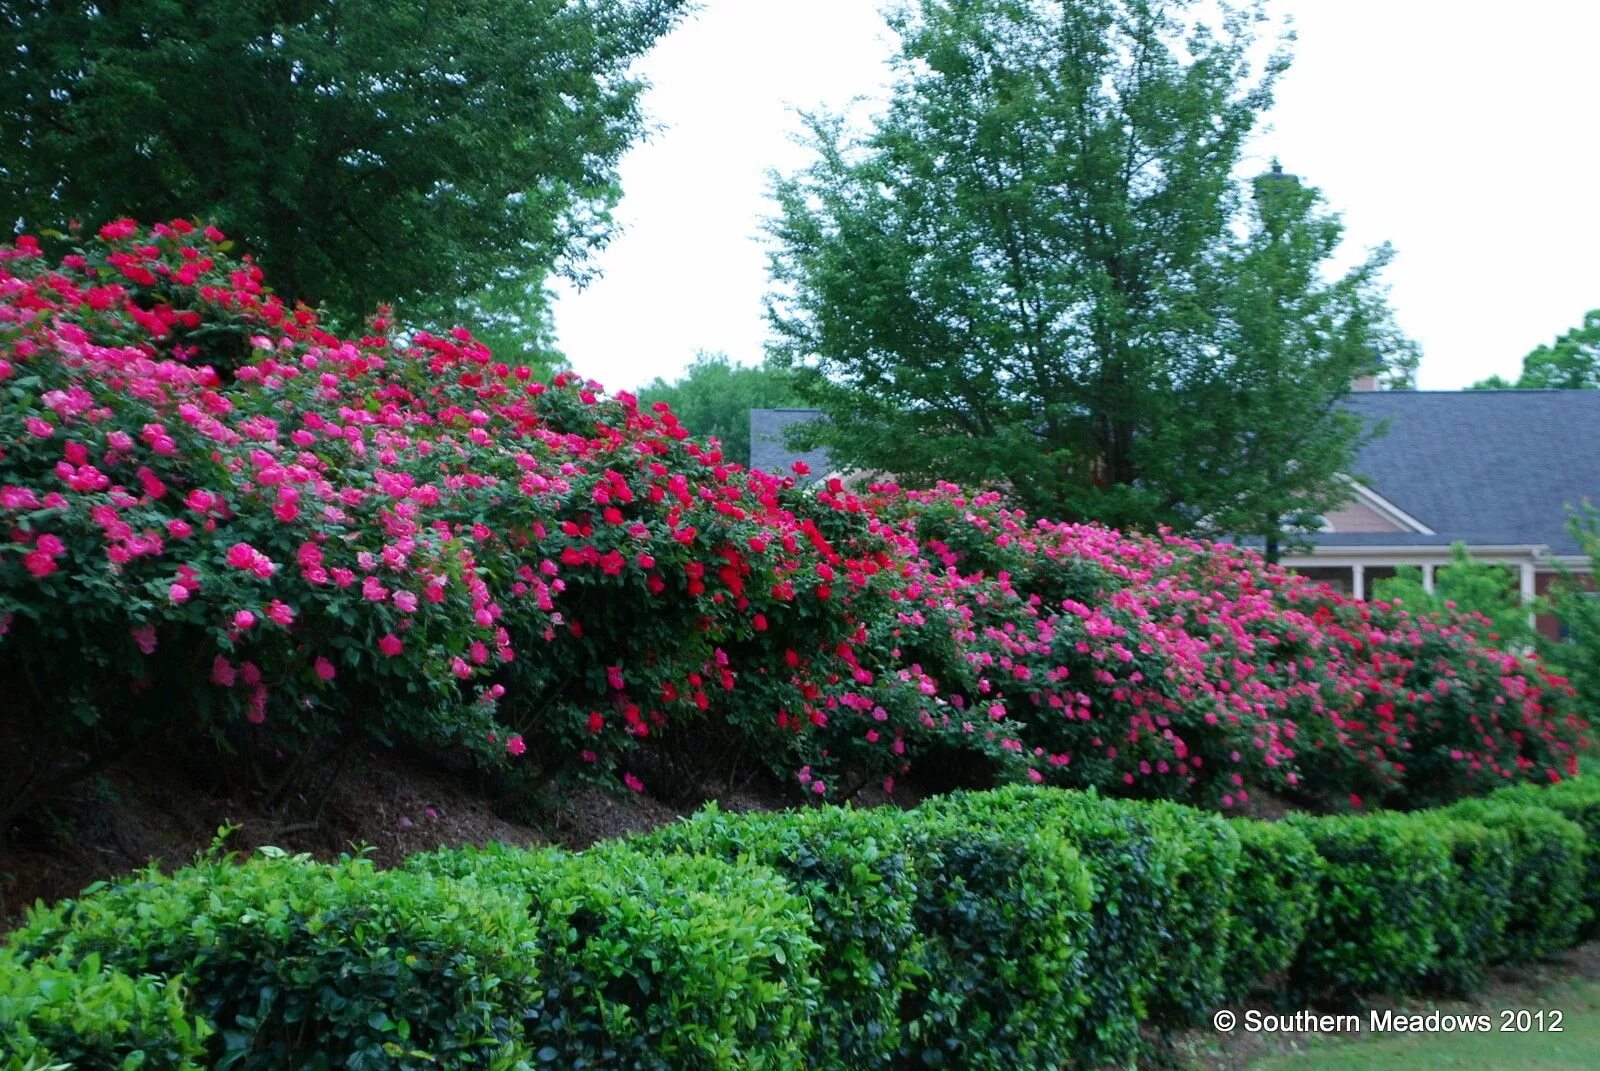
[[0, 745, 803, 926]]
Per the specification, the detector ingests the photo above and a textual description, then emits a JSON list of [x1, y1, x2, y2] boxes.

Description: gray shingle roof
[[749, 408, 832, 482], [1332, 390, 1600, 555], [752, 393, 1600, 553]]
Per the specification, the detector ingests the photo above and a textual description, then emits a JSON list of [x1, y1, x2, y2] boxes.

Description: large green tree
[[1472, 309, 1600, 390], [767, 0, 1416, 534], [1166, 164, 1418, 558], [636, 353, 802, 467], [0, 0, 686, 324]]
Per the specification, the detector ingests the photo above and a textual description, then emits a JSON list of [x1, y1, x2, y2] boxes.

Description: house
[[1281, 390, 1598, 639], [750, 391, 1600, 638]]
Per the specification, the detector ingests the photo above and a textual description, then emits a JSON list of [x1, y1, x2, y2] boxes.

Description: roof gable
[[1337, 390, 1600, 554], [753, 394, 1600, 555]]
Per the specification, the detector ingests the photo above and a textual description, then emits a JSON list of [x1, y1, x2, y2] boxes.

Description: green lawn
[[1248, 981, 1600, 1071]]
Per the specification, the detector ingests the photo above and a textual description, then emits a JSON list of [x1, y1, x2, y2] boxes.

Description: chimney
[[1351, 374, 1379, 392]]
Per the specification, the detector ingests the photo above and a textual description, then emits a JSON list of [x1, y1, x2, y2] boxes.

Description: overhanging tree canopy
[[0, 0, 687, 323]]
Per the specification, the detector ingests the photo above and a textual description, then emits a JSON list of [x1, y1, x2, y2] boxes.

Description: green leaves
[[0, 952, 210, 1071], [1473, 309, 1600, 390], [0, 0, 686, 322], [5, 856, 544, 1070], [634, 805, 919, 1070], [410, 843, 820, 1071], [768, 1, 1413, 538], [7, 780, 1600, 1067], [636, 354, 802, 468]]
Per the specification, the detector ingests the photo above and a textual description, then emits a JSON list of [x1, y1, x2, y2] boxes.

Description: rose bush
[[0, 223, 1586, 815]]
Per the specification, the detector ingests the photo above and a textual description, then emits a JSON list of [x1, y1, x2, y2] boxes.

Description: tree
[[1471, 310, 1600, 390], [767, 0, 1416, 534], [1548, 508, 1600, 713], [1163, 164, 1419, 559], [0, 0, 686, 324], [636, 353, 802, 467]]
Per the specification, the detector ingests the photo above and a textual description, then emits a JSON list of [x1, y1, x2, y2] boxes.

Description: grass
[[1246, 979, 1600, 1070]]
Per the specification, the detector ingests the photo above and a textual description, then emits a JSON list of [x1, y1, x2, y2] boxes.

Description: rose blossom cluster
[[0, 224, 1585, 809]]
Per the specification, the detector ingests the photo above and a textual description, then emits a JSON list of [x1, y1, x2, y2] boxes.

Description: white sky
[[551, 0, 1600, 393]]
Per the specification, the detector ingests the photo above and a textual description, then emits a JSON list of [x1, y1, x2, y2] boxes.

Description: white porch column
[[1521, 561, 1537, 629], [1422, 563, 1436, 594], [1352, 563, 1365, 600]]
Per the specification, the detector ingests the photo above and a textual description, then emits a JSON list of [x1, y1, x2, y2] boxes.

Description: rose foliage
[[0, 224, 1587, 811]]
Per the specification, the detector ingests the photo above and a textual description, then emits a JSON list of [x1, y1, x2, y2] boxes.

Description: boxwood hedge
[[4, 777, 1598, 1067], [1221, 818, 1323, 1002], [1444, 797, 1589, 962], [412, 843, 819, 1071], [0, 952, 209, 1071], [630, 804, 917, 1071], [5, 853, 544, 1070], [1286, 812, 1455, 999]]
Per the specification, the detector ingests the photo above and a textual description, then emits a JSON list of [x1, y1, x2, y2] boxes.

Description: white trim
[[1336, 475, 1435, 535]]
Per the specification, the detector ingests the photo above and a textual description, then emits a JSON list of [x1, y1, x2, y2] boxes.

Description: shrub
[[1373, 541, 1537, 650], [1221, 819, 1322, 1001], [0, 952, 210, 1071], [1287, 812, 1454, 999], [1, 224, 1588, 822], [412, 843, 818, 1070], [5, 853, 542, 1070], [1125, 800, 1240, 1027], [1444, 797, 1589, 961], [1408, 815, 1513, 995], [925, 786, 1164, 1069], [1494, 776, 1600, 937], [894, 800, 1093, 1071], [628, 803, 917, 1071]]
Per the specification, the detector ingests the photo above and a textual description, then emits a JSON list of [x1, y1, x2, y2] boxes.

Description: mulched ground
[[0, 745, 810, 925]]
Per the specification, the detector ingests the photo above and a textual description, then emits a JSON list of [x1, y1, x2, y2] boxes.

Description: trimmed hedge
[[1286, 812, 1455, 999], [1494, 777, 1600, 937], [1130, 801, 1241, 1027], [897, 799, 1094, 1071], [412, 843, 819, 1071], [1444, 797, 1589, 961], [630, 804, 918, 1071], [1221, 819, 1323, 1001], [1415, 815, 1513, 995], [926, 786, 1169, 1068], [0, 952, 209, 1071], [5, 777, 1599, 1066], [5, 854, 543, 1070]]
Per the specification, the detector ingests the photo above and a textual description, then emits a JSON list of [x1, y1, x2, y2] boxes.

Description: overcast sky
[[550, 0, 1600, 393]]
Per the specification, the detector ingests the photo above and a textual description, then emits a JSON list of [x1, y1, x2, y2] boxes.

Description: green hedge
[[5, 853, 543, 1070], [5, 778, 1598, 1067], [1494, 777, 1600, 937], [926, 786, 1167, 1069], [630, 804, 917, 1071], [892, 799, 1094, 1071], [412, 843, 818, 1070], [0, 952, 209, 1071], [1444, 797, 1589, 961], [1130, 801, 1241, 1027], [1413, 815, 1513, 995], [1286, 812, 1455, 999], [1222, 819, 1323, 1001]]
